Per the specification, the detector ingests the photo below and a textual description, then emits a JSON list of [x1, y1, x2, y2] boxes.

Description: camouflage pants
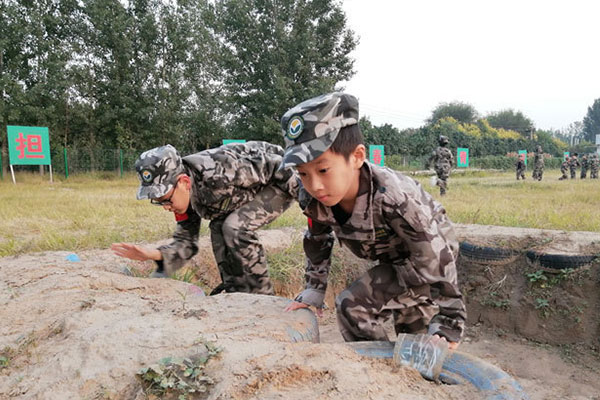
[[209, 184, 294, 295], [559, 167, 568, 180], [335, 264, 439, 342], [570, 167, 577, 179], [591, 168, 599, 179], [532, 165, 543, 181], [435, 167, 450, 196], [580, 168, 587, 179], [516, 168, 526, 180]]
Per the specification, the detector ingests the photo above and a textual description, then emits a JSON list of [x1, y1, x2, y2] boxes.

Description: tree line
[[361, 101, 600, 160], [2, 0, 599, 174], [1, 0, 356, 170]]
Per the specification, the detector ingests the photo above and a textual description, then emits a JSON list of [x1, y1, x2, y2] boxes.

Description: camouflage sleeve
[[157, 211, 202, 276], [383, 197, 466, 343], [426, 150, 436, 168], [294, 218, 335, 308]]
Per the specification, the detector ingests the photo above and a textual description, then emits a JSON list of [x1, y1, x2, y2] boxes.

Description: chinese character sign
[[456, 148, 469, 168], [518, 150, 528, 166], [7, 126, 52, 165], [563, 152, 570, 161], [369, 145, 385, 166]]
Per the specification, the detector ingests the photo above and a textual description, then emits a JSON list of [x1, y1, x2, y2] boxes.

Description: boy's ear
[[352, 144, 366, 168], [178, 174, 192, 190]]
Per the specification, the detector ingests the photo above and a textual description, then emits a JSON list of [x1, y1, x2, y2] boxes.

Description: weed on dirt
[[137, 339, 222, 399]]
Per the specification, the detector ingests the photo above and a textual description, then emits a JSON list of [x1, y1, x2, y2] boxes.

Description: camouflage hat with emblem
[[279, 92, 359, 169], [135, 144, 185, 200]]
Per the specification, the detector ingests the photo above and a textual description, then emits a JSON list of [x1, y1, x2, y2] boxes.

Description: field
[[1, 169, 598, 257]]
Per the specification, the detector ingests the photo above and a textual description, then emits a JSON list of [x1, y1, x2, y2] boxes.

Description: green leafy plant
[[137, 341, 222, 398], [480, 291, 511, 310], [527, 270, 547, 283], [534, 298, 550, 318]]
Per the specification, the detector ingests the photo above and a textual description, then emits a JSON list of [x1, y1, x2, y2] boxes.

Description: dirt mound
[[0, 251, 477, 399], [2, 224, 600, 399], [453, 223, 600, 255]]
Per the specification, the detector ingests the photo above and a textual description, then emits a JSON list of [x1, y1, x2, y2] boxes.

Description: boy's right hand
[[111, 243, 162, 261], [284, 300, 323, 317]]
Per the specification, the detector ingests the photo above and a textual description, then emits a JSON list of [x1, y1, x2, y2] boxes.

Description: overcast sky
[[340, 0, 600, 132]]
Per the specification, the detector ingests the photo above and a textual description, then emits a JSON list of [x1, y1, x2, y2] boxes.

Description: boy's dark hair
[[329, 124, 364, 160]]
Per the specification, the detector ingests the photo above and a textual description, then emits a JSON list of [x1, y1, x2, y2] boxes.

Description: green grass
[[0, 173, 178, 256], [0, 169, 598, 257], [415, 170, 600, 231]]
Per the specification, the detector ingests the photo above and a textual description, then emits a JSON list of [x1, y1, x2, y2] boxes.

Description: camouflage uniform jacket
[[296, 162, 466, 342], [533, 151, 544, 167], [429, 146, 453, 172], [157, 141, 298, 273], [569, 158, 581, 169]]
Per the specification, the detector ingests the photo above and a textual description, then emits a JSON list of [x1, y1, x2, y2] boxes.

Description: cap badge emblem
[[286, 116, 304, 140], [141, 170, 153, 183]]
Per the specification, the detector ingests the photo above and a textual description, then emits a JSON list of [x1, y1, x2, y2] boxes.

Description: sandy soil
[[1, 225, 599, 399]]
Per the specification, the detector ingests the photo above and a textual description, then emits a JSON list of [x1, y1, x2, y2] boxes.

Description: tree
[[427, 101, 478, 125], [582, 98, 600, 144], [485, 109, 534, 137], [1, 0, 82, 173], [208, 0, 357, 144]]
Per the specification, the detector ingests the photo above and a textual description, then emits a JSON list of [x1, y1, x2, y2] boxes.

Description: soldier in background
[[580, 154, 589, 179], [532, 145, 544, 181], [111, 142, 298, 295], [559, 155, 570, 180], [590, 154, 599, 179], [515, 153, 526, 180], [569, 153, 580, 179], [427, 135, 453, 196]]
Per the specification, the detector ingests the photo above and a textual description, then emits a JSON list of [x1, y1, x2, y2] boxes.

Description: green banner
[[7, 126, 52, 165], [563, 151, 570, 161], [457, 147, 469, 167], [369, 145, 384, 166], [518, 150, 528, 166], [222, 139, 246, 145]]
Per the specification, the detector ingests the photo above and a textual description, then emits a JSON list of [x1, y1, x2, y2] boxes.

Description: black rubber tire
[[459, 241, 517, 262], [347, 340, 530, 400], [525, 251, 597, 270]]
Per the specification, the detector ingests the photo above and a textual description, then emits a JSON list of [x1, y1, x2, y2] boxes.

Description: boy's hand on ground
[[432, 334, 459, 350], [284, 300, 323, 317], [111, 243, 161, 261]]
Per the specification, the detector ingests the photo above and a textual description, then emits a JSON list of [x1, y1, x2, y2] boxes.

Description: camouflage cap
[[134, 144, 185, 200], [280, 92, 359, 169]]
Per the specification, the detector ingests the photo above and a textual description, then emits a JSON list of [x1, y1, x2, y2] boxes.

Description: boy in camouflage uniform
[[590, 154, 599, 179], [515, 154, 526, 180], [569, 153, 580, 179], [427, 135, 453, 196], [111, 141, 298, 295], [532, 145, 544, 181], [559, 156, 570, 180], [281, 93, 466, 348], [580, 154, 589, 179]]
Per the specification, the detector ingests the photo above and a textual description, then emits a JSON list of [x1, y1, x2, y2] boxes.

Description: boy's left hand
[[284, 300, 323, 317], [433, 334, 459, 350]]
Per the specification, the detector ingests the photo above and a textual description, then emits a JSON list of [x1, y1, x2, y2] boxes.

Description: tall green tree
[[209, 0, 357, 144], [427, 101, 478, 125], [486, 109, 534, 137], [582, 98, 600, 144], [1, 0, 82, 172]]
